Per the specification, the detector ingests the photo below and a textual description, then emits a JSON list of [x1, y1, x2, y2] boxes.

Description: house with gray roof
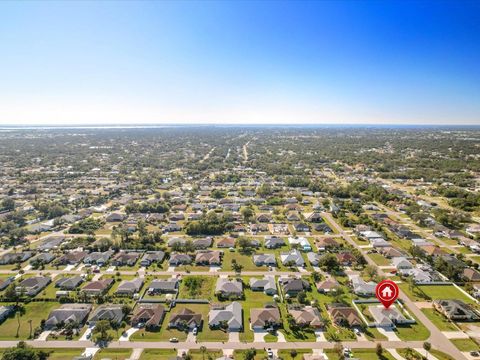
[[264, 236, 285, 249], [0, 306, 14, 324], [253, 254, 276, 267], [55, 276, 84, 290], [0, 251, 33, 265], [29, 252, 55, 265], [16, 276, 51, 296], [140, 251, 165, 267], [45, 304, 92, 329], [370, 306, 410, 328], [433, 300, 480, 321], [280, 249, 305, 267], [147, 279, 179, 295], [83, 250, 114, 266], [111, 251, 140, 267], [208, 301, 243, 331], [116, 278, 144, 296], [88, 305, 125, 325], [350, 275, 376, 297], [250, 276, 277, 295], [215, 278, 243, 299], [307, 252, 320, 266]]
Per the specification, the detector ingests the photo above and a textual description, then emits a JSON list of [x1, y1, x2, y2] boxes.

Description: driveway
[[253, 330, 267, 342], [35, 330, 51, 341], [120, 327, 140, 342], [228, 331, 240, 343], [186, 331, 196, 342], [79, 326, 95, 341], [376, 327, 400, 341], [276, 331, 286, 342], [314, 330, 326, 342], [128, 348, 144, 360], [210, 266, 221, 272], [82, 347, 100, 358]]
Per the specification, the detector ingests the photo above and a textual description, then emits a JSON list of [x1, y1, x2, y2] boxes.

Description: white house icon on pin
[[381, 286, 393, 298]]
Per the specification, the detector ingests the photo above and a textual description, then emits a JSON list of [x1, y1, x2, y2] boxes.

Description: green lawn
[[451, 338, 480, 352], [421, 308, 458, 331], [178, 275, 216, 300], [189, 349, 223, 360], [398, 283, 431, 302], [397, 348, 423, 360], [394, 309, 430, 341], [352, 349, 396, 360], [429, 349, 455, 360], [234, 350, 267, 360], [363, 327, 388, 341], [44, 348, 84, 360], [368, 253, 391, 266], [418, 285, 475, 304], [94, 348, 132, 360], [264, 333, 278, 342], [222, 251, 266, 271], [140, 349, 177, 360], [278, 349, 312, 360], [0, 302, 59, 340]]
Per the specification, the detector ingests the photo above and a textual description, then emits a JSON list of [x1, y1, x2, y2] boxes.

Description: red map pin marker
[[375, 279, 399, 309]]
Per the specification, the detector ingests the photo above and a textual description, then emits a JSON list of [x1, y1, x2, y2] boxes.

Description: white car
[[193, 327, 198, 336], [267, 348, 273, 358]]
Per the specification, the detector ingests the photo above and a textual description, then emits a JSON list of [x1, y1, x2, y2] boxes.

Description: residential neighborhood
[[0, 126, 479, 360]]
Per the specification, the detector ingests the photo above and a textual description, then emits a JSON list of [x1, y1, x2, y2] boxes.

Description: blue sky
[[0, 1, 479, 125]]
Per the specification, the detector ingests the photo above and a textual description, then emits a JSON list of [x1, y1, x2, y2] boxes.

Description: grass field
[[0, 302, 59, 340], [421, 308, 458, 331], [352, 349, 395, 360], [189, 349, 223, 360], [178, 275, 216, 300], [418, 285, 475, 304], [451, 338, 480, 351], [368, 253, 391, 266], [94, 348, 132, 360], [430, 349, 455, 360], [35, 348, 84, 360], [139, 349, 177, 360], [394, 306, 430, 341], [222, 251, 266, 271]]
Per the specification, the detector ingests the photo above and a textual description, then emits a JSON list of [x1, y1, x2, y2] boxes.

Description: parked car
[[169, 338, 179, 343]]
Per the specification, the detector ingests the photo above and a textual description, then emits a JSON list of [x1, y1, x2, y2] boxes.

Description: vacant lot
[[0, 302, 59, 340]]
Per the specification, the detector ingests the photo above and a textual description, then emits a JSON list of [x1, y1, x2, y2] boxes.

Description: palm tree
[[15, 304, 26, 338], [200, 346, 207, 360]]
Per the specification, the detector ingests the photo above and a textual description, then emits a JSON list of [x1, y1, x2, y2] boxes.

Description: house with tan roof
[[250, 306, 281, 330], [288, 306, 324, 328]]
